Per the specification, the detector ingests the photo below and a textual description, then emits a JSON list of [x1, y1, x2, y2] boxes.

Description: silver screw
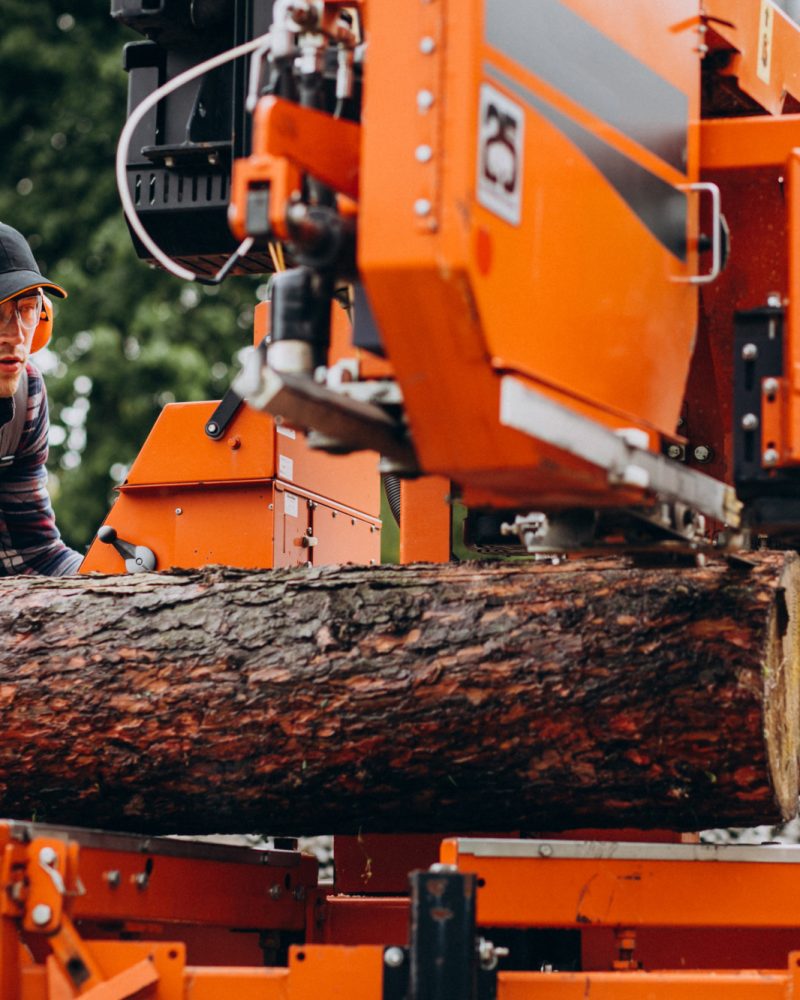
[[741, 413, 759, 431], [764, 377, 780, 397], [175, 507, 183, 515], [666, 444, 683, 460], [414, 198, 432, 217], [104, 870, 121, 889], [415, 144, 433, 163], [269, 884, 282, 900], [742, 343, 758, 361], [419, 36, 436, 54], [417, 89, 435, 111], [538, 843, 554, 858], [767, 292, 782, 308], [764, 448, 780, 466], [31, 904, 53, 927], [693, 445, 712, 463], [207, 421, 219, 435], [384, 947, 405, 968]]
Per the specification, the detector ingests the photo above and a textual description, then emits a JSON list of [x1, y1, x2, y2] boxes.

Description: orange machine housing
[[81, 301, 382, 574]]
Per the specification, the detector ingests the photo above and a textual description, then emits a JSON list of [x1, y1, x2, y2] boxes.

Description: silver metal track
[[500, 376, 742, 527]]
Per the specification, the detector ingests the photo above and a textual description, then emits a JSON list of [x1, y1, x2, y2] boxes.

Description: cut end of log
[[765, 551, 800, 821]]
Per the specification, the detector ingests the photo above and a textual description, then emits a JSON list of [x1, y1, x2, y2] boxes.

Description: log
[[0, 554, 798, 835]]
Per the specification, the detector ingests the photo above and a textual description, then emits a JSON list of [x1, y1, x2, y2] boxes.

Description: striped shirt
[[0, 363, 82, 575]]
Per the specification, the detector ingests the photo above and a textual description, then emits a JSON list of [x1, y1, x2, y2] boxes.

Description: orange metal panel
[[333, 834, 446, 894], [183, 967, 288, 1000], [701, 116, 800, 170], [273, 485, 313, 568], [399, 476, 451, 564], [274, 429, 380, 518], [314, 897, 408, 947], [125, 402, 276, 487], [496, 970, 787, 1000], [253, 97, 360, 200], [704, 0, 800, 114], [80, 485, 275, 573], [359, 0, 700, 507], [442, 839, 800, 930], [87, 941, 184, 998], [73, 855, 312, 931], [310, 502, 380, 567], [286, 945, 384, 1000]]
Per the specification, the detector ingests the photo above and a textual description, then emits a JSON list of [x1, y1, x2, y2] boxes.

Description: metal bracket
[[499, 376, 742, 527]]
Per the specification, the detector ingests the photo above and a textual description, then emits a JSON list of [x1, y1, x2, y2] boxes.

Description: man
[[0, 223, 81, 575]]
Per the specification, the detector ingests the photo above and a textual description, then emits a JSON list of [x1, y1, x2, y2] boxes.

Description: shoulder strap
[[0, 369, 29, 469]]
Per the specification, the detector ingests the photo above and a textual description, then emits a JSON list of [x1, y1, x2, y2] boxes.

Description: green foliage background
[[0, 1, 262, 552]]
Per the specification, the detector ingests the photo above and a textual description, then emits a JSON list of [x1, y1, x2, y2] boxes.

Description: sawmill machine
[[12, 0, 800, 998]]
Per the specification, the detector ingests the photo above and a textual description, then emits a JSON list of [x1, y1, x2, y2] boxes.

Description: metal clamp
[[675, 181, 722, 285]]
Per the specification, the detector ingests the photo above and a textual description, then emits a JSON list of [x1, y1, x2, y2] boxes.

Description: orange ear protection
[[30, 295, 53, 354]]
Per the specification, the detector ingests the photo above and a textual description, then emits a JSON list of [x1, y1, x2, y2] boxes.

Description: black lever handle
[[97, 525, 157, 573]]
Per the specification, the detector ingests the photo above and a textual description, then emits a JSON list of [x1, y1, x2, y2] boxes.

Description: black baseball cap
[[0, 223, 67, 304]]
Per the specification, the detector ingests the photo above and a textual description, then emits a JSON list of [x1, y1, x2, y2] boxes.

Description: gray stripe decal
[[486, 65, 687, 261], [485, 0, 688, 174]]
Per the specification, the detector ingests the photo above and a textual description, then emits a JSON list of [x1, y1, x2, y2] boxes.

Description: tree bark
[[0, 554, 798, 835]]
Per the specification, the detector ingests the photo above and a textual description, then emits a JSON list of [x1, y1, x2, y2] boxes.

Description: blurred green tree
[[0, 1, 261, 552]]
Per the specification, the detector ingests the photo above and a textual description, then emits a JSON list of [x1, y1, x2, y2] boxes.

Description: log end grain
[[764, 551, 800, 821]]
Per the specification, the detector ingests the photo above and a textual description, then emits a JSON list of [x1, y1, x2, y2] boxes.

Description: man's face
[[0, 291, 41, 397]]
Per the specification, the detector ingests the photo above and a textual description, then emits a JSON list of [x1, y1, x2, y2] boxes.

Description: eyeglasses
[[0, 293, 43, 332]]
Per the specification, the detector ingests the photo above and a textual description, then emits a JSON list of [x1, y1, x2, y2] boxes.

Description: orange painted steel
[[398, 475, 451, 564], [80, 400, 381, 574], [701, 115, 800, 170], [252, 97, 360, 200], [441, 838, 800, 930], [496, 970, 788, 1000], [703, 1, 800, 114], [354, 0, 700, 508]]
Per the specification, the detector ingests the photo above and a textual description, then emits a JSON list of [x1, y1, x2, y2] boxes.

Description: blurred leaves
[[0, 1, 260, 550]]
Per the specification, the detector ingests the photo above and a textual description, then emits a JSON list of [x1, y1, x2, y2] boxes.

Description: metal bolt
[[742, 343, 758, 361], [764, 448, 780, 466], [414, 198, 432, 217], [104, 870, 121, 889], [31, 904, 53, 927], [741, 413, 759, 431], [767, 292, 782, 308], [175, 507, 183, 515], [666, 444, 683, 460], [269, 884, 282, 900], [385, 947, 405, 968], [38, 846, 57, 867], [134, 872, 149, 890], [764, 377, 780, 398], [207, 421, 219, 435], [415, 144, 433, 163], [693, 445, 712, 463], [419, 36, 436, 54], [538, 843, 554, 858], [417, 89, 435, 111], [293, 886, 306, 901]]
